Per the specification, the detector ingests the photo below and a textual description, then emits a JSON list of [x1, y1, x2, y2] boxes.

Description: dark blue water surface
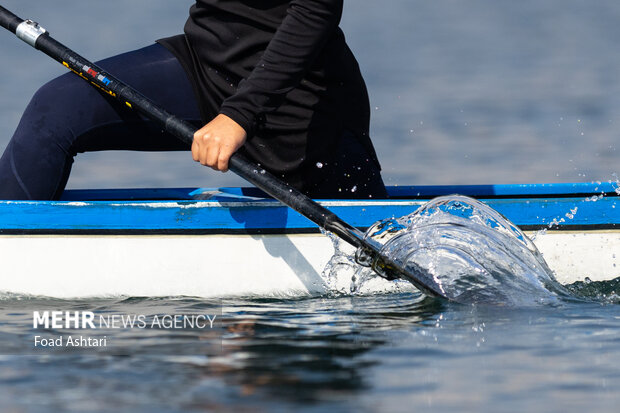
[[0, 291, 618, 412], [1, 1, 619, 412]]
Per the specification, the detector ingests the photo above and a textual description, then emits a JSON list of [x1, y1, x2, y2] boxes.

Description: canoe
[[0, 182, 618, 298]]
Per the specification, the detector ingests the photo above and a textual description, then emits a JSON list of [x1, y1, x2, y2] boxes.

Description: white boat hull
[[2, 230, 618, 298]]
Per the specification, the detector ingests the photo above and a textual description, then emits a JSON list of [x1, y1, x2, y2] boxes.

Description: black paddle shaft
[[0, 6, 445, 298]]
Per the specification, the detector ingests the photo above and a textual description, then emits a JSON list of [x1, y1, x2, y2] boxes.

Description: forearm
[[220, 0, 344, 135]]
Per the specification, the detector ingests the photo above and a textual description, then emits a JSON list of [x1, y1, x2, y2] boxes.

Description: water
[[0, 295, 617, 412], [1, 1, 620, 411], [353, 196, 571, 306]]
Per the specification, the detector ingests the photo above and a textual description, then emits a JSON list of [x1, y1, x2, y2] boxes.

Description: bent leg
[[0, 43, 201, 200]]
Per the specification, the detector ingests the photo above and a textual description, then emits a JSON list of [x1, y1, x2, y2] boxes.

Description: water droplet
[[316, 162, 323, 169], [565, 207, 578, 220]]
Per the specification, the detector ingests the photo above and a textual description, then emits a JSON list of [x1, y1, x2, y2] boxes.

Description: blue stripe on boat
[[0, 183, 618, 233]]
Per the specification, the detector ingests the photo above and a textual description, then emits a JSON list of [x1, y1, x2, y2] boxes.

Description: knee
[[17, 72, 111, 148], [10, 73, 91, 154], [27, 72, 94, 117]]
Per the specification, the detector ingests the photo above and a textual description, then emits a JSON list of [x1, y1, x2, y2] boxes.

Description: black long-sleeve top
[[158, 0, 379, 188]]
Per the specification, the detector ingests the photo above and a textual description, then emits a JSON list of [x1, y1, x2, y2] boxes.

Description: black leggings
[[0, 43, 386, 200]]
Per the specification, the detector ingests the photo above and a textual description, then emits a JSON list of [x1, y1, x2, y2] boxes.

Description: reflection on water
[[0, 294, 444, 411], [0, 294, 617, 411], [212, 296, 438, 403]]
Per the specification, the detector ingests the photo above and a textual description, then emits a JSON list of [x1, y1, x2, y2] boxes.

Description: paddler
[[0, 1, 386, 200]]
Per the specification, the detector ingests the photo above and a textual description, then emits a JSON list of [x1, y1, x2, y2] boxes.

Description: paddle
[[0, 6, 445, 299]]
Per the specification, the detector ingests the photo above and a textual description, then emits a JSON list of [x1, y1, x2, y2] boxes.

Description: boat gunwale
[[1, 223, 619, 236], [50, 182, 620, 202], [1, 183, 618, 234]]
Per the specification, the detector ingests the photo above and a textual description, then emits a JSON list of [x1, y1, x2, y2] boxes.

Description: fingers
[[205, 136, 222, 169], [191, 139, 200, 162], [192, 130, 222, 171], [191, 115, 247, 172], [217, 145, 234, 172]]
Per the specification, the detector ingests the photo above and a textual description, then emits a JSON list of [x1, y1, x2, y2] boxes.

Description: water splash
[[359, 195, 572, 306], [322, 194, 619, 306], [321, 231, 359, 294], [533, 176, 619, 240], [321, 231, 416, 297], [612, 173, 620, 195], [565, 277, 620, 304]]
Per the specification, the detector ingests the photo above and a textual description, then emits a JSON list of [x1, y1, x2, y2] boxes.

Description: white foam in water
[[322, 231, 416, 296]]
